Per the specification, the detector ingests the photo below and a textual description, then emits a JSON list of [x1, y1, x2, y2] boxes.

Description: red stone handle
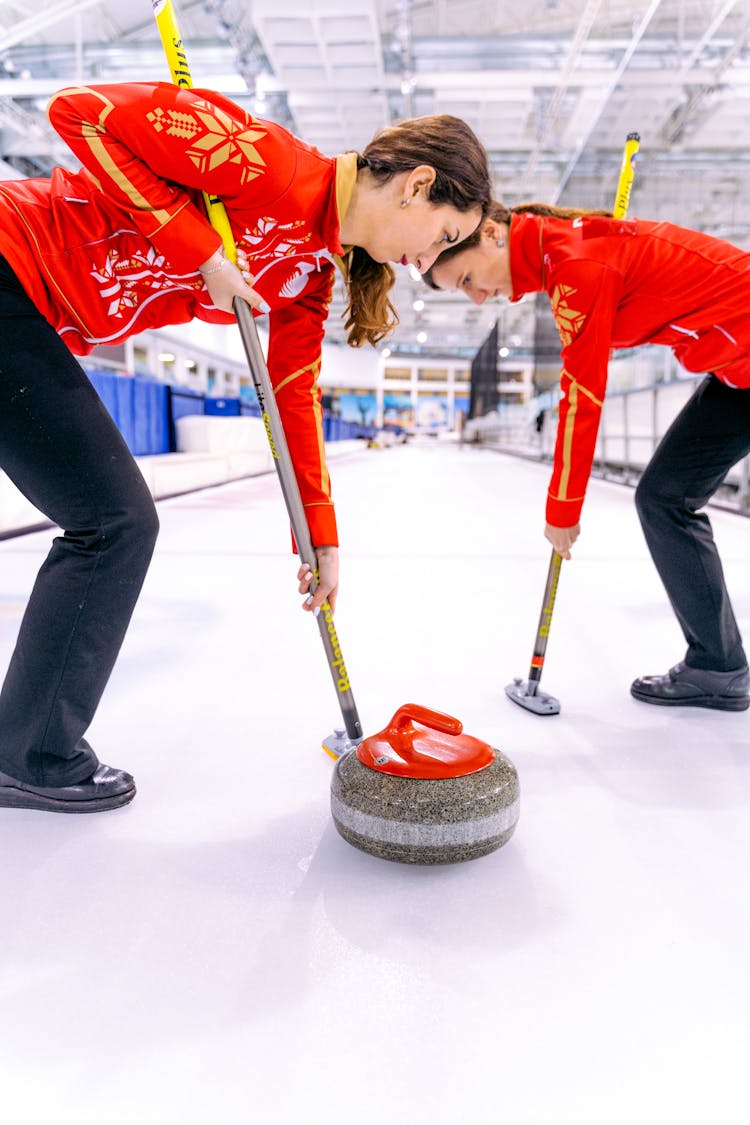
[[387, 704, 463, 739]]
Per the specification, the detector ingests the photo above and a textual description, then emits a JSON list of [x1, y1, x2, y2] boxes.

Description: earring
[[400, 198, 411, 208], [496, 238, 505, 248]]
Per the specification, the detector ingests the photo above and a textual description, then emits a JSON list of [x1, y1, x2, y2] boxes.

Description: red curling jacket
[[0, 82, 357, 546], [509, 211, 750, 527]]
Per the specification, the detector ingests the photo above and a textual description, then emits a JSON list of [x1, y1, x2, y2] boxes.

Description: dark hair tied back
[[344, 114, 491, 347]]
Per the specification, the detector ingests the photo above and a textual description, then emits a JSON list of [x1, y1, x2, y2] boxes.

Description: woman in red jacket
[[0, 82, 490, 813], [427, 201, 750, 712]]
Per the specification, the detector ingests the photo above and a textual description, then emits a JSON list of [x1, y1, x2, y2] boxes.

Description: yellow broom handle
[[151, 0, 237, 262], [613, 132, 640, 221]]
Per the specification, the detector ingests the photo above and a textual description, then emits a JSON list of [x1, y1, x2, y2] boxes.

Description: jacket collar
[[332, 151, 359, 278]]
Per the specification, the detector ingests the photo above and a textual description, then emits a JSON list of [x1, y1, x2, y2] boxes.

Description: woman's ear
[[404, 164, 437, 200], [482, 218, 504, 242]]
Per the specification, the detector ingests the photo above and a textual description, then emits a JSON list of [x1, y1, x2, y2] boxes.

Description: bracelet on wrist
[[199, 255, 226, 277]]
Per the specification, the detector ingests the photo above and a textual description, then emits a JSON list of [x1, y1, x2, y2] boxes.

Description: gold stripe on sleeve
[[274, 360, 330, 499], [556, 369, 603, 500], [75, 91, 172, 218], [274, 361, 318, 396], [558, 375, 578, 500]]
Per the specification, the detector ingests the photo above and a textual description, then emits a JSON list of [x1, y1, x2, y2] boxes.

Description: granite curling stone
[[330, 704, 519, 865]]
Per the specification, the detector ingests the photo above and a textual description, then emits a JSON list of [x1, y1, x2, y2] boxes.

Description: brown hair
[[344, 115, 491, 347], [422, 199, 613, 288]]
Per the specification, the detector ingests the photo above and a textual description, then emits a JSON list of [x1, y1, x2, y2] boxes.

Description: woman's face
[[429, 221, 511, 304], [389, 200, 483, 275], [363, 167, 483, 274]]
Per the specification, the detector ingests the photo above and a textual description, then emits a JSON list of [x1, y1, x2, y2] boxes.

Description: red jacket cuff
[[545, 494, 584, 527], [291, 504, 339, 552]]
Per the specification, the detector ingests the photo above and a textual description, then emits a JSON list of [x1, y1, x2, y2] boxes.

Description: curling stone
[[330, 704, 519, 865]]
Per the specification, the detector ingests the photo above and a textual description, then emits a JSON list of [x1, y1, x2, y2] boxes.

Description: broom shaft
[[152, 0, 363, 742], [233, 301, 363, 741]]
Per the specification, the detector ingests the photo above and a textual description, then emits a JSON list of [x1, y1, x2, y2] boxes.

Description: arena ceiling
[[1, 0, 749, 361]]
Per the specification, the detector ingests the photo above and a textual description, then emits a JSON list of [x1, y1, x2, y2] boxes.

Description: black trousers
[[635, 374, 750, 672], [0, 258, 159, 787]]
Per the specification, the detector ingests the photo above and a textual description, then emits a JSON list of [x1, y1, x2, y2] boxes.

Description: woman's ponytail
[[345, 250, 398, 348]]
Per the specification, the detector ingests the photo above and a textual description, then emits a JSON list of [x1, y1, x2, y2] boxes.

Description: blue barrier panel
[[168, 386, 204, 421], [167, 385, 205, 452], [84, 369, 171, 456], [114, 376, 136, 451], [205, 396, 241, 416], [319, 413, 377, 442], [85, 369, 119, 425], [85, 369, 134, 448], [85, 369, 379, 453], [133, 379, 170, 455]]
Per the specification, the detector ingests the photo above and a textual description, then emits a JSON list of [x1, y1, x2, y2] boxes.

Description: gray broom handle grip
[[233, 298, 363, 742]]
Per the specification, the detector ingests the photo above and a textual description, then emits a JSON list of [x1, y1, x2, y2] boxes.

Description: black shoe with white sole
[[0, 764, 136, 813], [630, 661, 750, 712]]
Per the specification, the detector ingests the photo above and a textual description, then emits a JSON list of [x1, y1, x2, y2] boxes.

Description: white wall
[[170, 318, 381, 385], [318, 341, 381, 388]]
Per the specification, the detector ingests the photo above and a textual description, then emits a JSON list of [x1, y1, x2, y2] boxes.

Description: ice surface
[[1, 440, 748, 1123]]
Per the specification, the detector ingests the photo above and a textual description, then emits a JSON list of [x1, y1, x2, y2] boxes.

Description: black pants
[[635, 374, 750, 672], [0, 258, 159, 786]]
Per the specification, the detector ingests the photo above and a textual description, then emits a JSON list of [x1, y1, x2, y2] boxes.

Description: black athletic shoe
[[630, 662, 750, 712], [0, 764, 136, 813]]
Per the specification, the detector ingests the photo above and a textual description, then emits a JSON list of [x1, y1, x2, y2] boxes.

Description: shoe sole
[[630, 687, 749, 712], [0, 785, 136, 813]]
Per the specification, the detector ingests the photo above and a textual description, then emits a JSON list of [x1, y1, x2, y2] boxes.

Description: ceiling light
[[158, 352, 176, 363], [412, 298, 424, 312], [408, 264, 422, 282], [381, 347, 391, 358], [417, 331, 428, 343]]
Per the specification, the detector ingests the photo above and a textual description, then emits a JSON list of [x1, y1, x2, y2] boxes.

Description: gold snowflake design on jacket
[[551, 283, 587, 347], [147, 103, 268, 184]]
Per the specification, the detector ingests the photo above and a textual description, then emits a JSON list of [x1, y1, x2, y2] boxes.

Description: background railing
[[464, 371, 750, 514]]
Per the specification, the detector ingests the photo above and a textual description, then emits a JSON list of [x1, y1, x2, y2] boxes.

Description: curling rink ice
[[2, 436, 750, 1125]]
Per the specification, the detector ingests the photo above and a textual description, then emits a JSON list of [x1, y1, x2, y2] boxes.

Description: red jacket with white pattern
[[0, 82, 352, 545], [509, 211, 750, 527]]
